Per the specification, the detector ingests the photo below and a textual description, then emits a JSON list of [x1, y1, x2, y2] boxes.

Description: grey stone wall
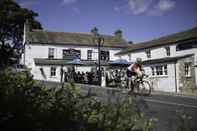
[[178, 56, 196, 93]]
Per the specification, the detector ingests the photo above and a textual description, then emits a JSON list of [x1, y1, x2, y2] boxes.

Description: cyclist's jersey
[[127, 63, 143, 77], [128, 63, 142, 72]]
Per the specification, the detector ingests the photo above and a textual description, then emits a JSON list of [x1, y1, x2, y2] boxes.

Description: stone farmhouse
[[116, 27, 197, 93]]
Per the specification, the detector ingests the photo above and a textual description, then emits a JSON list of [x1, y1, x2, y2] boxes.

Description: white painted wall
[[24, 44, 122, 62], [75, 66, 91, 73], [144, 63, 176, 92], [120, 44, 196, 63], [118, 43, 197, 92], [31, 65, 61, 82], [23, 43, 123, 84]]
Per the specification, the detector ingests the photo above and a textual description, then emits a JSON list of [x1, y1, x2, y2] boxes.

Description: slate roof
[[27, 30, 129, 48], [116, 27, 197, 55]]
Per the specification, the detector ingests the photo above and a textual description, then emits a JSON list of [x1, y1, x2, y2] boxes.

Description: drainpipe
[[23, 43, 26, 65], [60, 65, 64, 88], [174, 61, 178, 93]]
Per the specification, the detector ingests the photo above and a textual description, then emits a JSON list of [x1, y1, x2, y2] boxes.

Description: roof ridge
[[116, 26, 197, 55], [31, 29, 116, 38], [138, 26, 197, 44], [28, 29, 129, 48]]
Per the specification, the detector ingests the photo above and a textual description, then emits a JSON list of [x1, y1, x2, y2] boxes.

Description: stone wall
[[178, 56, 196, 93]]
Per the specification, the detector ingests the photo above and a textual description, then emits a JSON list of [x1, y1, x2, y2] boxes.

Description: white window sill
[[50, 76, 57, 78], [150, 75, 168, 78], [185, 76, 192, 78]]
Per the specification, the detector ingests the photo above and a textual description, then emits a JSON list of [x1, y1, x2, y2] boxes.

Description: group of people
[[106, 57, 144, 91], [63, 57, 144, 92], [64, 70, 100, 85]]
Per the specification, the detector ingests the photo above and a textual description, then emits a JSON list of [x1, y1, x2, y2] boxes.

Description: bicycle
[[131, 74, 152, 96]]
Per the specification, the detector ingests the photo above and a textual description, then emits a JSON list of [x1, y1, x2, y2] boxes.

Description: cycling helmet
[[136, 57, 142, 64]]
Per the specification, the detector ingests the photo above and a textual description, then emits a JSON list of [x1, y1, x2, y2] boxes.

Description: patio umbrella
[[67, 58, 84, 65], [109, 59, 130, 65], [107, 59, 131, 70]]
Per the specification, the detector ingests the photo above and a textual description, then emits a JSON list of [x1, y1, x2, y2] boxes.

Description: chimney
[[128, 41, 133, 44], [23, 19, 32, 45], [114, 30, 122, 39], [90, 27, 98, 36], [24, 19, 31, 34]]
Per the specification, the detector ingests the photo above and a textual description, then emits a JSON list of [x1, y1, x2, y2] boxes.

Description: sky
[[16, 0, 197, 43]]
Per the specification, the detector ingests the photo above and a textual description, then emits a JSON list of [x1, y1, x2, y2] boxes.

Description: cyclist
[[127, 57, 144, 93]]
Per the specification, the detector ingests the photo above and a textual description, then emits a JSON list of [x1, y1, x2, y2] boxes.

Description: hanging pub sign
[[62, 49, 81, 60]]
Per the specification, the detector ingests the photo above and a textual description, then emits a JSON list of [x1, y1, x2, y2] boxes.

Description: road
[[143, 94, 197, 131], [79, 84, 197, 131], [40, 81, 197, 131]]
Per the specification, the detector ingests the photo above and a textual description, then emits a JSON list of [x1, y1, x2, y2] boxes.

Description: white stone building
[[116, 27, 197, 93], [21, 23, 129, 86]]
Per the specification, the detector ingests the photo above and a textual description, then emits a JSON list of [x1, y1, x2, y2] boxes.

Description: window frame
[[48, 48, 55, 59], [87, 50, 92, 60], [164, 65, 168, 75], [151, 64, 168, 77], [100, 50, 110, 61], [145, 49, 151, 58], [156, 65, 163, 76], [165, 46, 171, 56], [50, 67, 56, 77], [184, 63, 191, 77]]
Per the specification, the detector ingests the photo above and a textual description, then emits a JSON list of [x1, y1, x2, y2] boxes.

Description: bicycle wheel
[[138, 80, 151, 96]]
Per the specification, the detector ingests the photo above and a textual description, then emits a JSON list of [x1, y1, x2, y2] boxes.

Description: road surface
[[41, 81, 197, 131]]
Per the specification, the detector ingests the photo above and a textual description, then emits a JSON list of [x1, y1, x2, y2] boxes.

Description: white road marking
[[145, 98, 197, 109]]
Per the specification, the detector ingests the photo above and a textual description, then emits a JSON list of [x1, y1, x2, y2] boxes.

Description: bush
[[0, 68, 153, 131]]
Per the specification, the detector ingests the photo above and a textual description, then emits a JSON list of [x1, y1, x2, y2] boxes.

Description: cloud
[[157, 0, 175, 11], [114, 0, 176, 16], [114, 5, 127, 13], [72, 7, 80, 14], [114, 6, 121, 12], [128, 0, 153, 15], [62, 0, 77, 5], [149, 0, 176, 16], [19, 0, 39, 8]]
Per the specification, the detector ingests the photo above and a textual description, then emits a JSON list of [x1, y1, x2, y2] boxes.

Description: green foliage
[[0, 0, 42, 68], [0, 68, 153, 131]]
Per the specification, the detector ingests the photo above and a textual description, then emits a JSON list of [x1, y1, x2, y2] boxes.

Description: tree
[[0, 0, 42, 69]]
